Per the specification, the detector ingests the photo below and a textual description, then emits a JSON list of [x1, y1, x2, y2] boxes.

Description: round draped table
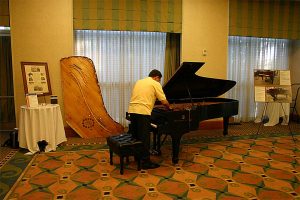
[[255, 102, 290, 126], [18, 104, 67, 153]]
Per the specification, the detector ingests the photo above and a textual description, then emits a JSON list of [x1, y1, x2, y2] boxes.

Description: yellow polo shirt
[[128, 77, 167, 115]]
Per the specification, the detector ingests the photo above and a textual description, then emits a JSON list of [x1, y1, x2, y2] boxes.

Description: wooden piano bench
[[106, 133, 143, 175]]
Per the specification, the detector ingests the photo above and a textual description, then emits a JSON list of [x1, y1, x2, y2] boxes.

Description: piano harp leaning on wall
[[60, 56, 124, 138], [151, 62, 239, 164]]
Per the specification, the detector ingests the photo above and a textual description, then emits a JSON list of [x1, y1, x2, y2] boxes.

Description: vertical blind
[[74, 30, 166, 125], [73, 0, 182, 33], [229, 0, 300, 40], [0, 0, 9, 27]]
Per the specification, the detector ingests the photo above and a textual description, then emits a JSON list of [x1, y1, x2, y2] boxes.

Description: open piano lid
[[163, 62, 236, 101]]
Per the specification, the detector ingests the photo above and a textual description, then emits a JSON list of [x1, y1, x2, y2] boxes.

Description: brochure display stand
[[254, 69, 296, 142]]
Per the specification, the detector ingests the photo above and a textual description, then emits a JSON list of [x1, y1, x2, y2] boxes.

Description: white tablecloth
[[255, 102, 290, 126], [18, 104, 67, 153]]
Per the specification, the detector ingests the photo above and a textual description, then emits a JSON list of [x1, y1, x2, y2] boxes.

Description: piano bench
[[106, 133, 143, 175]]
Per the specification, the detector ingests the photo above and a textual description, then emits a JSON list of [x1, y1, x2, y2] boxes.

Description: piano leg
[[152, 128, 157, 150], [156, 130, 162, 155], [223, 117, 229, 136], [171, 134, 183, 164], [150, 128, 162, 155]]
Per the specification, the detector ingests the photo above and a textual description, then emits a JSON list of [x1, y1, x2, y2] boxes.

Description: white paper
[[26, 94, 39, 107], [254, 86, 266, 102], [279, 70, 291, 85]]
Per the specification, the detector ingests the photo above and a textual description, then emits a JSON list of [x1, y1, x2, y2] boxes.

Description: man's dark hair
[[148, 69, 162, 78]]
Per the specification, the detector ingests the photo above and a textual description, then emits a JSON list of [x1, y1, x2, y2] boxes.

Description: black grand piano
[[151, 62, 239, 164]]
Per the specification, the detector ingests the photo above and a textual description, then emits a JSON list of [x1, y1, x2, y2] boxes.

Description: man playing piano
[[128, 69, 172, 169]]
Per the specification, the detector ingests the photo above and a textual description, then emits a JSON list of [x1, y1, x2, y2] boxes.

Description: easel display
[[254, 69, 296, 142]]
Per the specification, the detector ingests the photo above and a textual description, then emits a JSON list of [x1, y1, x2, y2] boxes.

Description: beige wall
[[182, 0, 228, 79], [10, 0, 73, 125]]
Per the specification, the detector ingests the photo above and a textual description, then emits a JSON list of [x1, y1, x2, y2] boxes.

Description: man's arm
[[161, 99, 172, 110]]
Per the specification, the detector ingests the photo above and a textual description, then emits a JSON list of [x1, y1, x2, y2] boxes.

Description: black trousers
[[129, 113, 151, 161]]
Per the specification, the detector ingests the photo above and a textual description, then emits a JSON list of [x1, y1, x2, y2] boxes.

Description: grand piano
[[151, 62, 239, 164]]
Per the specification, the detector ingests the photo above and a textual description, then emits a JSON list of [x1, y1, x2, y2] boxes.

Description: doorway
[[0, 28, 15, 145]]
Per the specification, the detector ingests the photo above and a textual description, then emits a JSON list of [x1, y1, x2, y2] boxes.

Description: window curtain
[[0, 36, 15, 126], [227, 36, 289, 122], [163, 33, 180, 83], [0, 0, 9, 27], [229, 0, 300, 40], [73, 0, 182, 33], [74, 30, 166, 126]]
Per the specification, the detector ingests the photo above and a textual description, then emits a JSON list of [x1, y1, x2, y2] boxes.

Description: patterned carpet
[[1, 122, 300, 200], [0, 148, 18, 168]]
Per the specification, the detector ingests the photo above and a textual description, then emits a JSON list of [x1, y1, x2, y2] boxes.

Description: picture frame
[[21, 62, 52, 96]]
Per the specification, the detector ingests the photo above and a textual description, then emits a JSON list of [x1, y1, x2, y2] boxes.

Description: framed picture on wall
[[21, 62, 52, 96]]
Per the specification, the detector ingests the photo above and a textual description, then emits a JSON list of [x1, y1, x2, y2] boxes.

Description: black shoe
[[141, 161, 160, 169]]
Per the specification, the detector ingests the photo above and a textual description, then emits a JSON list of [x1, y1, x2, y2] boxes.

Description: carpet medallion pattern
[[2, 134, 300, 200]]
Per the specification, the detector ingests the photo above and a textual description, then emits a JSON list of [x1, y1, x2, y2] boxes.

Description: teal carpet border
[[0, 150, 33, 200]]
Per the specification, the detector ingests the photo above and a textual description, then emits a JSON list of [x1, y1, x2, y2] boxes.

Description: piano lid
[[163, 62, 236, 100]]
